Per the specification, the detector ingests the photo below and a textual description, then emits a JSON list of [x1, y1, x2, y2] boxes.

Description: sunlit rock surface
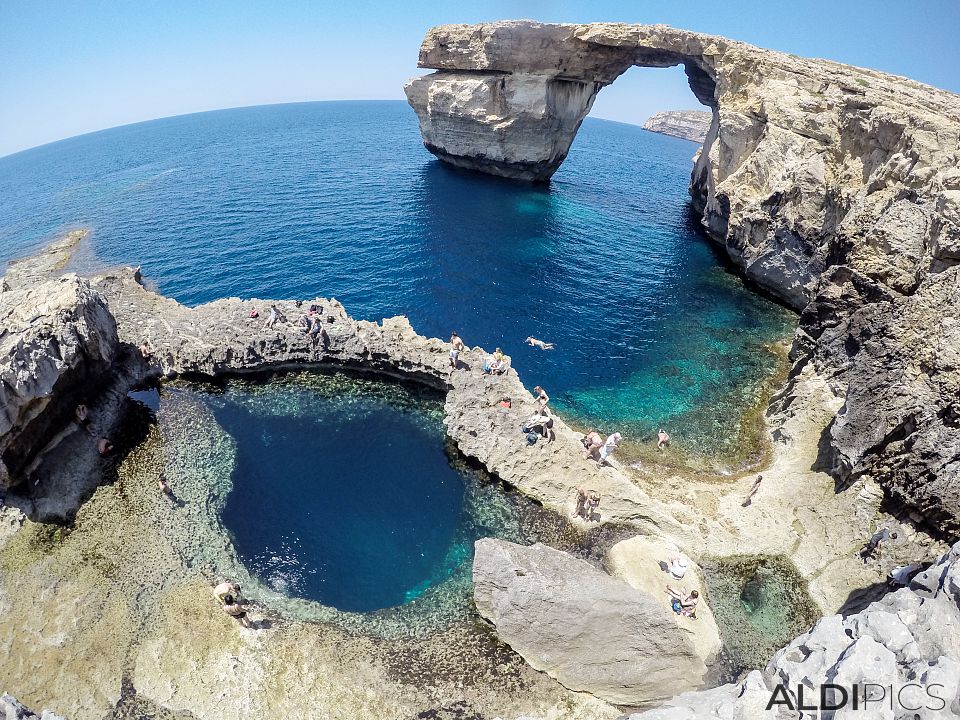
[[628, 542, 960, 719], [643, 111, 712, 143], [406, 20, 960, 533]]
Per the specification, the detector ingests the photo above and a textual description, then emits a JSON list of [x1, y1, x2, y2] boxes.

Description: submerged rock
[[643, 111, 712, 143], [472, 538, 707, 705]]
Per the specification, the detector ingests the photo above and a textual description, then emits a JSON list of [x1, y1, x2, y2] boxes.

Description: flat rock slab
[[473, 538, 706, 705]]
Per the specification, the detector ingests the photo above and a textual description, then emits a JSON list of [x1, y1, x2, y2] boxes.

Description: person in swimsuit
[[582, 430, 603, 460], [525, 336, 555, 350], [533, 386, 549, 414], [498, 396, 512, 409], [221, 594, 252, 628], [214, 581, 242, 603], [158, 475, 173, 496], [449, 332, 465, 369], [97, 437, 114, 456], [657, 428, 670, 450], [666, 586, 699, 618]]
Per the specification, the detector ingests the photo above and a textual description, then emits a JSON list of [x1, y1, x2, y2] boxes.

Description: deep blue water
[[204, 375, 469, 613], [0, 100, 794, 462]]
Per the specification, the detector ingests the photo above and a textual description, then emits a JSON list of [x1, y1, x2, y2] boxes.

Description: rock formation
[[628, 542, 960, 719], [405, 20, 960, 534], [0, 694, 64, 720], [472, 539, 707, 705], [643, 111, 712, 143], [0, 274, 119, 493]]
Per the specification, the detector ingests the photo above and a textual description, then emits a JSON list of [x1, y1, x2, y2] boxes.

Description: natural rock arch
[[406, 21, 960, 535]]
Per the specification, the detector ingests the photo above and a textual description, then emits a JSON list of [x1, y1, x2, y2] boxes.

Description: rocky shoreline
[[405, 21, 960, 534], [0, 229, 951, 718]]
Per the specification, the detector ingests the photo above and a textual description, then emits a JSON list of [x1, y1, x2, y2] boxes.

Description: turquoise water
[[0, 101, 795, 464]]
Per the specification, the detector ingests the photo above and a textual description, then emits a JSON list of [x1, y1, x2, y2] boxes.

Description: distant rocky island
[[642, 110, 712, 143]]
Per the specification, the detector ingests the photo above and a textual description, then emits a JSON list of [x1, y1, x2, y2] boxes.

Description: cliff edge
[[643, 110, 712, 143]]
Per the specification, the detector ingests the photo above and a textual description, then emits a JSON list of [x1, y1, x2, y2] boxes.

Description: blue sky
[[1, 0, 958, 157]]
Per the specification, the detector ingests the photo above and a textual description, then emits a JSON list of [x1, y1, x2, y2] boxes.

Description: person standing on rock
[[449, 331, 465, 369], [309, 315, 329, 346], [532, 385, 549, 414], [598, 432, 622, 465], [657, 428, 670, 450], [221, 593, 253, 628]]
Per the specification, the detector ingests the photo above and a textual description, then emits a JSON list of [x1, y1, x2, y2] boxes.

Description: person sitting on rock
[[265, 305, 279, 329], [221, 594, 252, 628], [449, 331, 465, 369], [75, 404, 93, 434], [582, 430, 603, 460], [666, 586, 699, 618], [598, 432, 622, 465], [657, 428, 670, 450], [888, 561, 926, 587], [498, 396, 512, 409], [139, 340, 153, 361], [297, 313, 312, 332], [525, 336, 555, 350], [666, 555, 689, 580], [522, 413, 553, 440]]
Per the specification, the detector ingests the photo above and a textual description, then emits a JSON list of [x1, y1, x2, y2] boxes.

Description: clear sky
[[2, 0, 958, 157]]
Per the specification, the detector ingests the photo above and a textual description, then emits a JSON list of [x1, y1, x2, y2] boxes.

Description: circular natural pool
[[177, 372, 572, 620]]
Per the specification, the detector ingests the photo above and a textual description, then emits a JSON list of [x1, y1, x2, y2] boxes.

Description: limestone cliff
[[405, 21, 960, 534], [643, 110, 712, 143]]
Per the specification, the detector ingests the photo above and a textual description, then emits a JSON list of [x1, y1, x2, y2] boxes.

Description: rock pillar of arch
[[403, 21, 718, 183]]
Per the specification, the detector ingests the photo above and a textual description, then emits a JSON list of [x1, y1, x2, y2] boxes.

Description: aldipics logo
[[767, 682, 948, 714]]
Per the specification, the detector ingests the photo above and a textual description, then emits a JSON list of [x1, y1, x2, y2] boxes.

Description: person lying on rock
[[97, 437, 114, 457], [449, 331, 465, 369], [598, 432, 622, 466], [521, 413, 553, 440], [525, 336, 555, 350], [497, 396, 512, 409], [582, 430, 603, 460], [666, 586, 699, 618], [742, 474, 763, 507], [221, 594, 252, 628], [859, 527, 898, 562]]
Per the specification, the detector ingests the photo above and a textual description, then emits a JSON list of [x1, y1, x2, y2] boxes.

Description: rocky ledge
[[643, 111, 712, 143], [405, 20, 960, 534], [629, 541, 960, 719]]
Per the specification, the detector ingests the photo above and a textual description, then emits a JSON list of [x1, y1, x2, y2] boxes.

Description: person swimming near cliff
[[666, 586, 699, 618], [657, 428, 670, 450], [742, 474, 763, 507], [525, 336, 555, 350], [598, 432, 622, 465], [532, 385, 549, 413], [582, 430, 603, 460], [449, 331, 465, 369], [221, 594, 252, 628]]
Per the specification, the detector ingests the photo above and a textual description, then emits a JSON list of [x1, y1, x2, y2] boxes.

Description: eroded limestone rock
[[405, 19, 960, 534], [472, 539, 707, 705], [643, 111, 712, 143], [627, 542, 960, 719]]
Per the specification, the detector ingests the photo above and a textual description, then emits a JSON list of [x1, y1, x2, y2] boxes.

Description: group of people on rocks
[[249, 302, 332, 346]]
